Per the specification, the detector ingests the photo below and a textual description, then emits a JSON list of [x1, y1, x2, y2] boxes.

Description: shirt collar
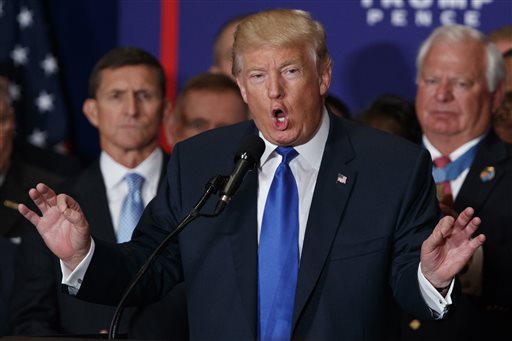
[[423, 133, 486, 161], [100, 148, 163, 190], [259, 107, 330, 170]]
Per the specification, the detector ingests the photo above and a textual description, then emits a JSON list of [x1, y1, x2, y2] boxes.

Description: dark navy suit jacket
[[77, 114, 443, 340], [0, 159, 61, 336], [10, 154, 188, 340]]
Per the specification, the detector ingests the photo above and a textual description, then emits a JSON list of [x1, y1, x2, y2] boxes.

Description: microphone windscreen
[[236, 135, 265, 165]]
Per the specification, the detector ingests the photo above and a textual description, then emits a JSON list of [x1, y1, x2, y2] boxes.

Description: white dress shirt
[[100, 148, 163, 235]]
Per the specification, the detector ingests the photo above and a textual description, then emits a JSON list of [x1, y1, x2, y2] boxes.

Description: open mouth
[[273, 108, 288, 130], [275, 108, 285, 122]]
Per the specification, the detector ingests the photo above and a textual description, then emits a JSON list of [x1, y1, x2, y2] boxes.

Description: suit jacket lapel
[[455, 133, 507, 213], [293, 115, 356, 327], [71, 161, 117, 242], [227, 169, 259, 335], [224, 124, 260, 337]]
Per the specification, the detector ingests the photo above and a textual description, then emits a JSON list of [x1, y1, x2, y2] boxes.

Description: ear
[[82, 99, 99, 128], [236, 76, 248, 103], [491, 81, 506, 113], [319, 65, 332, 97]]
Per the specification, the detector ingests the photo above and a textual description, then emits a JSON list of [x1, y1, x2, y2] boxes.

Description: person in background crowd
[[488, 25, 512, 143], [163, 72, 248, 149], [492, 48, 512, 144], [9, 47, 188, 339], [0, 75, 62, 336], [209, 14, 249, 79], [13, 140, 83, 179], [19, 9, 484, 340], [356, 93, 421, 144], [325, 93, 351, 118], [402, 24, 511, 341], [488, 25, 512, 55]]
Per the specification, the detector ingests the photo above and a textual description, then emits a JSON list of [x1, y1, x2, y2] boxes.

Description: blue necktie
[[117, 173, 145, 243], [258, 147, 299, 341]]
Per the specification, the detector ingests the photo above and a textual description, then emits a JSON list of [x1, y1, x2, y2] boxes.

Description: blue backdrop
[[48, 0, 512, 163]]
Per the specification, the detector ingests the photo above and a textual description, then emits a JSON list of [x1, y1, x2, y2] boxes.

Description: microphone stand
[[108, 175, 227, 339]]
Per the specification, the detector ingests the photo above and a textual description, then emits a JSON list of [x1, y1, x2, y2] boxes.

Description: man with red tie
[[403, 24, 512, 340]]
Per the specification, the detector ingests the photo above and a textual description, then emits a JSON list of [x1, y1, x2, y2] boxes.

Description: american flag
[[0, 0, 69, 150], [337, 173, 347, 184]]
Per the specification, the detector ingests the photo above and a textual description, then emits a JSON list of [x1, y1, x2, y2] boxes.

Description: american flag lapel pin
[[336, 173, 347, 184]]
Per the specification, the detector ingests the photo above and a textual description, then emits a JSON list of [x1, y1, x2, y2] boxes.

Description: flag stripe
[[159, 0, 179, 153]]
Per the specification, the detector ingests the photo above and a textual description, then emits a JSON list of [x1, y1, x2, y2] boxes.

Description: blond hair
[[232, 9, 332, 76]]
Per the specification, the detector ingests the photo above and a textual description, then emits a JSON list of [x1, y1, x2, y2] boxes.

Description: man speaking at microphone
[[20, 9, 485, 340]]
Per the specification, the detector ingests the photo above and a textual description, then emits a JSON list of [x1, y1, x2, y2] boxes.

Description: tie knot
[[433, 156, 451, 168], [125, 173, 145, 191], [276, 146, 298, 164]]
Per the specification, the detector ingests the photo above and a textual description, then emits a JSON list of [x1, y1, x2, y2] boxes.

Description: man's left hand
[[420, 207, 485, 289]]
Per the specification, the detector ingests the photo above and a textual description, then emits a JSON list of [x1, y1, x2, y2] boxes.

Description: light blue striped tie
[[258, 147, 299, 341], [117, 173, 145, 243]]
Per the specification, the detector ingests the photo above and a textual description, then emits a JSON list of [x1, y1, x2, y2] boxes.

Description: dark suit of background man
[[401, 25, 511, 341], [9, 47, 188, 339], [0, 75, 62, 336], [19, 9, 485, 340]]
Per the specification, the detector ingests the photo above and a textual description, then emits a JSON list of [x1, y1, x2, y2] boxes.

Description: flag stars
[[17, 7, 34, 29], [11, 45, 29, 65], [41, 54, 58, 76], [35, 91, 55, 112], [28, 128, 47, 147]]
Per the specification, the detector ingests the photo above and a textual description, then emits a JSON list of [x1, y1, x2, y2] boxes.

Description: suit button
[[409, 319, 421, 330]]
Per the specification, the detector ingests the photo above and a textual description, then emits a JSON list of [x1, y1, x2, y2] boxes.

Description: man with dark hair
[[10, 47, 188, 339], [357, 93, 421, 143]]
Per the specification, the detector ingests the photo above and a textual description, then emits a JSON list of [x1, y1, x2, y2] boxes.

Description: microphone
[[217, 134, 265, 212]]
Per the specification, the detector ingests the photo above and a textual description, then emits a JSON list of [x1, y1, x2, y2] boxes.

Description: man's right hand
[[18, 182, 91, 270]]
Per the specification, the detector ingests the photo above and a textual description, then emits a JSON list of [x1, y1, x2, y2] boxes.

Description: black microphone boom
[[217, 134, 265, 212]]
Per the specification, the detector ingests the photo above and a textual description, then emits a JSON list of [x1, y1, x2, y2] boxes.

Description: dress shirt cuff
[[417, 263, 454, 319], [60, 238, 95, 296]]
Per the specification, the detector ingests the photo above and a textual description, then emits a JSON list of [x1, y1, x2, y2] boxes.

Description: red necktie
[[433, 156, 453, 208]]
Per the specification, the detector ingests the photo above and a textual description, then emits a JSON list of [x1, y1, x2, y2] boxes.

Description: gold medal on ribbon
[[480, 166, 495, 183]]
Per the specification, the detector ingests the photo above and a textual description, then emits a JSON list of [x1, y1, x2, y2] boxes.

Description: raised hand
[[420, 207, 485, 289], [18, 183, 92, 270]]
